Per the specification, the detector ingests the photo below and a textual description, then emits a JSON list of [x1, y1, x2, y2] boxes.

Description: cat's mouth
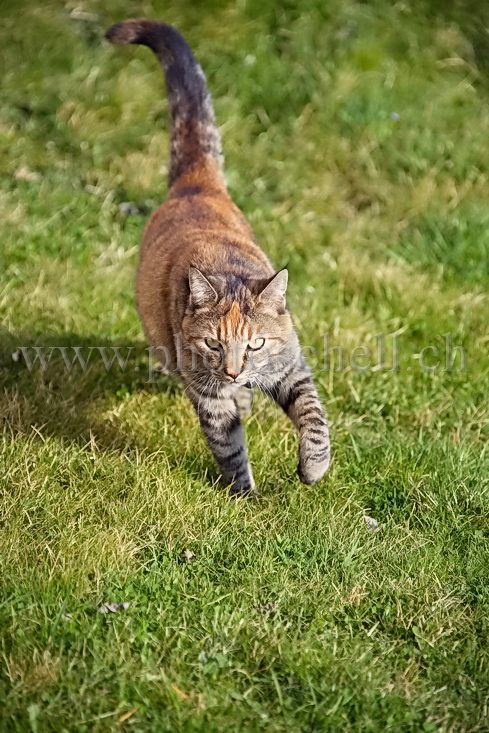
[[218, 372, 251, 387], [222, 375, 244, 384]]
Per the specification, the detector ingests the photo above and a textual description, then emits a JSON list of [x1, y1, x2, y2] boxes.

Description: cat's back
[[139, 160, 270, 274], [140, 163, 248, 252]]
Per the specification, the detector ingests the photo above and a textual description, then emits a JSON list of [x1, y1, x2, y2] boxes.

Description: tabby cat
[[106, 19, 330, 495]]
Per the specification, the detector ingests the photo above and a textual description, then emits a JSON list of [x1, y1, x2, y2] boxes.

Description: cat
[[106, 19, 330, 496]]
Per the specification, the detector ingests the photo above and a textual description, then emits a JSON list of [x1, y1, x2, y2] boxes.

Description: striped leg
[[269, 361, 330, 484], [186, 384, 255, 495], [234, 386, 253, 418]]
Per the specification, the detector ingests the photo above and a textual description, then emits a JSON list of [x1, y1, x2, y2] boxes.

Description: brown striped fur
[[106, 19, 330, 495]]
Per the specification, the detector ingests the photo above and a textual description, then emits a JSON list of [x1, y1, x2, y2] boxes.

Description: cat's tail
[[105, 19, 223, 187]]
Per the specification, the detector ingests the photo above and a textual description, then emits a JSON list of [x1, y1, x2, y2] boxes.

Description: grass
[[1, 0, 489, 730]]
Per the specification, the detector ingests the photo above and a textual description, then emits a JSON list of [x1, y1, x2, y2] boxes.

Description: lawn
[[1, 0, 489, 730]]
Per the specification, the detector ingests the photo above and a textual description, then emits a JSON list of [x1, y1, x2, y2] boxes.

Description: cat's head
[[181, 267, 293, 386]]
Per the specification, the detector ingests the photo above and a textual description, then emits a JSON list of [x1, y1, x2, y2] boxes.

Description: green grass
[[1, 0, 489, 730]]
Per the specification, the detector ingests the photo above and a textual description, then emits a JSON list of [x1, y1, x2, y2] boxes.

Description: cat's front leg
[[270, 360, 330, 484], [234, 386, 253, 418], [185, 381, 255, 495]]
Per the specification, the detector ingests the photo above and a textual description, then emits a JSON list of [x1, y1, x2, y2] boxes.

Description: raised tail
[[105, 19, 223, 187]]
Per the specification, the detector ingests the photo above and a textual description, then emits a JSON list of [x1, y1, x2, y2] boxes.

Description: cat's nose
[[225, 368, 240, 380]]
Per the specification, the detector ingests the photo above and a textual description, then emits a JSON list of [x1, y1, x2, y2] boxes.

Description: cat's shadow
[[0, 329, 214, 485]]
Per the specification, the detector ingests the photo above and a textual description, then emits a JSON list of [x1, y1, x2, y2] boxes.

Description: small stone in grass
[[98, 602, 130, 614], [14, 166, 41, 182], [364, 516, 379, 532], [118, 201, 145, 216], [182, 549, 196, 563], [58, 602, 72, 621], [257, 601, 275, 614]]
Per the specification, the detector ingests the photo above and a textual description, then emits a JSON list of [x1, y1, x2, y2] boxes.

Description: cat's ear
[[258, 269, 288, 306], [188, 267, 218, 307]]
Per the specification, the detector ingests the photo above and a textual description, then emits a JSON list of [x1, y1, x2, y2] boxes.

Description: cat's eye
[[248, 338, 265, 351], [205, 338, 221, 350]]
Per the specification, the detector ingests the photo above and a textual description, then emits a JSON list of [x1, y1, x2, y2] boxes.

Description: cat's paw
[[229, 484, 257, 499], [298, 432, 331, 485], [298, 448, 330, 485], [225, 463, 256, 498]]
